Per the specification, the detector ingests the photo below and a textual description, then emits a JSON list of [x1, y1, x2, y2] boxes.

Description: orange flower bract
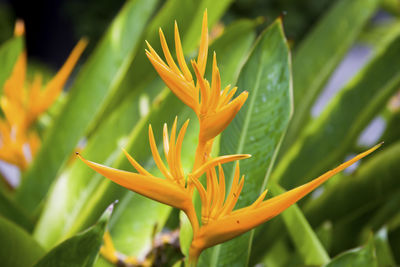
[[0, 21, 87, 172]]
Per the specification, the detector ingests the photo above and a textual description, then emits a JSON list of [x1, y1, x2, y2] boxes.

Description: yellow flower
[[78, 117, 250, 233], [0, 21, 87, 171], [187, 143, 381, 263], [77, 10, 382, 266], [145, 10, 248, 169]]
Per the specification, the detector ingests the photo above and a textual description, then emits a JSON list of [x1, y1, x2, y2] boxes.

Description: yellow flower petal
[[77, 153, 191, 211], [14, 19, 25, 37], [200, 91, 248, 142], [32, 38, 88, 118]]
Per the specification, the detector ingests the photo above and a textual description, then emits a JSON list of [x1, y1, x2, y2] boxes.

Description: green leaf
[[200, 19, 292, 267], [381, 110, 400, 147], [15, 0, 159, 212], [260, 238, 292, 267], [0, 36, 23, 93], [268, 182, 330, 266], [33, 203, 113, 267], [0, 189, 33, 231], [67, 91, 185, 240], [359, 19, 400, 48], [282, 0, 380, 151], [374, 228, 396, 267], [0, 216, 45, 267], [33, 81, 163, 249], [274, 28, 400, 188], [323, 236, 377, 267], [366, 191, 400, 232], [382, 0, 400, 16]]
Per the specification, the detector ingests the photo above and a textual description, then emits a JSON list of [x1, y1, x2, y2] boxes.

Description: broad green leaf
[[0, 36, 23, 93], [304, 141, 400, 228], [366, 190, 400, 232], [388, 223, 400, 262], [86, 0, 198, 135], [0, 3, 13, 44], [67, 91, 185, 238], [274, 29, 400, 188], [282, 0, 380, 151], [374, 228, 396, 267], [33, 80, 164, 249], [0, 216, 45, 267], [0, 189, 33, 231], [315, 222, 334, 254], [15, 0, 159, 212], [381, 110, 400, 147], [179, 210, 193, 257], [359, 19, 400, 48], [382, 0, 400, 16], [90, 0, 234, 134], [199, 19, 292, 267], [249, 217, 286, 265], [268, 182, 330, 266], [34, 203, 112, 267], [260, 238, 291, 267], [323, 236, 377, 267]]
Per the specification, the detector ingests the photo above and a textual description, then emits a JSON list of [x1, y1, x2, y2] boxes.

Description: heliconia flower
[[188, 143, 382, 264], [145, 10, 248, 145], [2, 38, 88, 131], [0, 21, 87, 171], [77, 117, 250, 233], [0, 120, 38, 169]]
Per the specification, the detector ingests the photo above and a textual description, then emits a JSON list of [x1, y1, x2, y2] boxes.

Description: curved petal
[[77, 154, 191, 210]]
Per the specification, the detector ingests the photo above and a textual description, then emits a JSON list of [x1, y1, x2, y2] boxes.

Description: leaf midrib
[[210, 40, 264, 267]]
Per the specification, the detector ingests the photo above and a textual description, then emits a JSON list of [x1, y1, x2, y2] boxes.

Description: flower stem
[[193, 139, 207, 171], [185, 204, 199, 235]]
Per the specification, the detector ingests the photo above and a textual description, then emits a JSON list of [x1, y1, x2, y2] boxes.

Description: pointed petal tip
[[203, 9, 208, 22], [14, 19, 25, 36], [78, 37, 89, 48], [362, 142, 383, 157], [145, 40, 153, 50]]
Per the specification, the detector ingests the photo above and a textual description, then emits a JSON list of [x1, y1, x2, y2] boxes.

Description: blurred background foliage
[[2, 0, 337, 67], [0, 0, 399, 266]]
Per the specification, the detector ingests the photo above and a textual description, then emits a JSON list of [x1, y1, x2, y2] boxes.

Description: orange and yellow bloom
[[0, 21, 87, 172], [78, 10, 381, 265]]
